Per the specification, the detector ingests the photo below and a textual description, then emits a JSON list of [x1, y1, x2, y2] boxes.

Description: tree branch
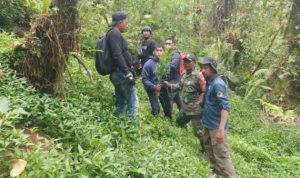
[[70, 52, 94, 82], [251, 25, 283, 76]]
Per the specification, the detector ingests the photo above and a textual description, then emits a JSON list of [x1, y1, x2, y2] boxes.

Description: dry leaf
[[10, 159, 27, 177]]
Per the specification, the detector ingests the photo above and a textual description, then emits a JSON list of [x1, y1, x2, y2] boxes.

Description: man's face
[[165, 39, 175, 49], [118, 18, 129, 32], [153, 47, 163, 59], [201, 64, 214, 78], [184, 59, 195, 72], [142, 31, 151, 38]]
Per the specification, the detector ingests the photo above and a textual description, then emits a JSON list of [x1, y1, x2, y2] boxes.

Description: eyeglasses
[[165, 43, 172, 45]]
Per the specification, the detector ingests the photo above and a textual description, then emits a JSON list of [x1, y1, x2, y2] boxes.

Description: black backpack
[[95, 31, 113, 75]]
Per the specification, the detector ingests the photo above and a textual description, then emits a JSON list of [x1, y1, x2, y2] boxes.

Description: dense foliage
[[0, 0, 51, 32]]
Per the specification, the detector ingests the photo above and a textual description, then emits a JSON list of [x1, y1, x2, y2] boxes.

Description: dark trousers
[[146, 87, 172, 119], [176, 112, 204, 152], [169, 91, 182, 112]]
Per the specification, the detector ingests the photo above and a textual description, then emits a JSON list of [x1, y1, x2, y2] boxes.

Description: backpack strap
[[178, 51, 185, 76], [197, 71, 206, 93]]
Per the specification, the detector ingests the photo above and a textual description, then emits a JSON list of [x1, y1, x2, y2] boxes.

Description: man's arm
[[107, 30, 130, 75], [142, 64, 156, 91], [216, 109, 228, 143], [215, 81, 230, 143], [198, 72, 206, 105]]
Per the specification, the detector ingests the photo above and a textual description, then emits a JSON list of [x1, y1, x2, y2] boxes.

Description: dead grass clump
[[19, 0, 79, 94]]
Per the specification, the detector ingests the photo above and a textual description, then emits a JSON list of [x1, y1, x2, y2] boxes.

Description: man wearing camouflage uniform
[[164, 54, 206, 152], [138, 26, 155, 66]]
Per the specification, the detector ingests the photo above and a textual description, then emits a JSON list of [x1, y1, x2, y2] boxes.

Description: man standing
[[163, 37, 183, 113], [200, 56, 236, 178], [138, 26, 155, 66], [107, 11, 138, 120], [164, 54, 206, 152], [142, 44, 172, 119]]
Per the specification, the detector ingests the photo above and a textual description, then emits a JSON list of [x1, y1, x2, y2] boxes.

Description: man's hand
[[154, 84, 161, 92], [125, 72, 135, 86], [216, 110, 228, 143], [154, 84, 161, 97], [216, 128, 225, 144], [163, 81, 171, 88]]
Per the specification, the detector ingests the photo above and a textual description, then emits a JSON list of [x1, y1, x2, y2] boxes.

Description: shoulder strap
[[105, 29, 113, 50], [178, 51, 185, 76], [197, 72, 206, 92]]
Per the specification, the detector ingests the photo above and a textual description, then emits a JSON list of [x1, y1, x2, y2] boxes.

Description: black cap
[[110, 11, 128, 26], [184, 54, 197, 62], [200, 56, 217, 72], [141, 26, 152, 34]]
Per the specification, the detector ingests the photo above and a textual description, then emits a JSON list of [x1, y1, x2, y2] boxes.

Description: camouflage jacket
[[171, 71, 206, 116]]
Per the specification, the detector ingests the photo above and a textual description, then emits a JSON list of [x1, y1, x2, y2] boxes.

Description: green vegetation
[[1, 0, 300, 177], [1, 53, 299, 177], [0, 57, 211, 177]]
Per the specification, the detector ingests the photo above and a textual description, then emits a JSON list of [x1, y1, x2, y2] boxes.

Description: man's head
[[152, 43, 163, 59], [165, 37, 176, 50], [110, 11, 129, 33], [183, 54, 196, 72], [141, 26, 152, 39], [199, 56, 218, 78]]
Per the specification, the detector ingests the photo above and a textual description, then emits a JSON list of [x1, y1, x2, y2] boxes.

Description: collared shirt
[[171, 71, 206, 116], [203, 75, 230, 129]]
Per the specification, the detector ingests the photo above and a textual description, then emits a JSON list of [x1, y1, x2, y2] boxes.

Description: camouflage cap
[[141, 26, 152, 34]]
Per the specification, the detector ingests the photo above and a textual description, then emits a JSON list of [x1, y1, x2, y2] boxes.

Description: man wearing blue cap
[[200, 56, 236, 178], [107, 11, 138, 121]]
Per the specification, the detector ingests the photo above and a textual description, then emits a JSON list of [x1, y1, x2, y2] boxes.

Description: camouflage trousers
[[203, 128, 236, 178], [176, 112, 204, 152]]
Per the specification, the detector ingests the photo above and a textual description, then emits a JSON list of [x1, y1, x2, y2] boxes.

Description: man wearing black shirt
[[107, 11, 138, 120], [138, 26, 155, 66]]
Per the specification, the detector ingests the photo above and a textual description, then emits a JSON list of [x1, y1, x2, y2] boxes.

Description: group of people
[[104, 11, 236, 178]]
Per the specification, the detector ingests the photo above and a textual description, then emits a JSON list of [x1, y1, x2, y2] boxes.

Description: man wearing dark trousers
[[164, 54, 206, 153], [163, 37, 183, 113], [142, 44, 172, 119], [107, 11, 138, 121], [200, 56, 236, 178]]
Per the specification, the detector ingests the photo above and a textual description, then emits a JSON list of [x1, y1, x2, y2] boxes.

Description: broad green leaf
[[0, 97, 9, 114], [78, 144, 84, 154]]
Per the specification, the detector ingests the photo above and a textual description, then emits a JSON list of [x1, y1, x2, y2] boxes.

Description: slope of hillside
[[1, 58, 299, 177]]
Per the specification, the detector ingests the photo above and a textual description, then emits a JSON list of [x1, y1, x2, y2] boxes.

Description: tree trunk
[[213, 0, 235, 34], [269, 0, 300, 108], [193, 0, 202, 33], [19, 0, 79, 94]]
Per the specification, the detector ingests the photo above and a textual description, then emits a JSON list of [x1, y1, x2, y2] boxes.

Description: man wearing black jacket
[[138, 26, 155, 66], [107, 11, 138, 121]]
